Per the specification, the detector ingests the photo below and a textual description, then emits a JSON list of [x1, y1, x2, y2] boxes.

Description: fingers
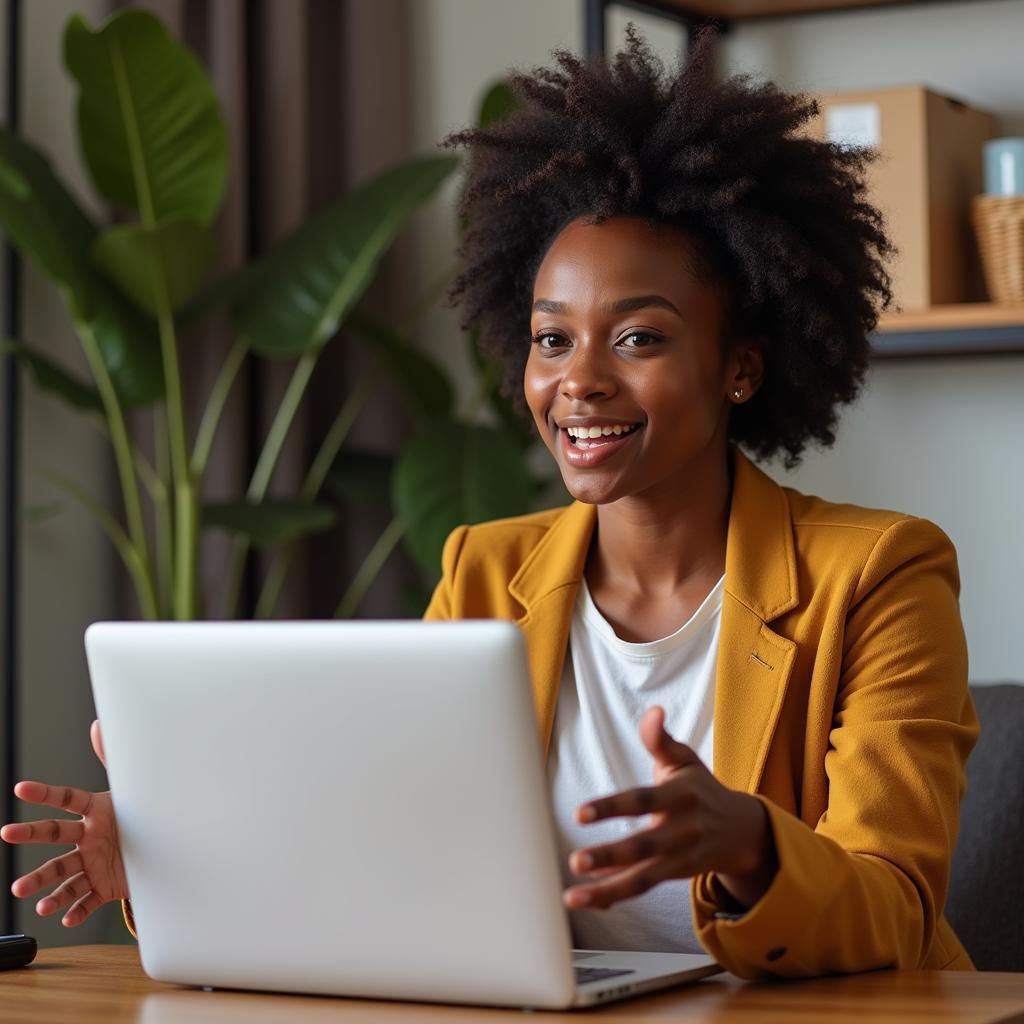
[[90, 720, 106, 769], [61, 889, 103, 928], [1, 818, 85, 846], [11, 850, 84, 899], [34, 870, 91, 918], [571, 821, 694, 876], [11, 780, 95, 817], [639, 706, 700, 770], [576, 781, 688, 824], [36, 871, 105, 926], [564, 856, 677, 911]]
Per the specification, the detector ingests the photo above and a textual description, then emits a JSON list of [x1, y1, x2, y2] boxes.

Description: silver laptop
[[85, 620, 720, 1010]]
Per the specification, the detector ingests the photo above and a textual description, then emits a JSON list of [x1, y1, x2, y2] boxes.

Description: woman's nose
[[560, 343, 618, 402]]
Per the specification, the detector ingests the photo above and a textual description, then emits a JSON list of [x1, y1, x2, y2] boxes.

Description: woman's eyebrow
[[531, 295, 681, 316]]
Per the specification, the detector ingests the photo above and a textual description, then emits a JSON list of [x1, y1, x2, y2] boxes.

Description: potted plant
[[2, 9, 553, 622]]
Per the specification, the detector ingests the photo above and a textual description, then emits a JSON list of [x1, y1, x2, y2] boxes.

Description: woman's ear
[[728, 335, 766, 401]]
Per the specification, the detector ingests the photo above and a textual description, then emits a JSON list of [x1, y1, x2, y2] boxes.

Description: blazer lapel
[[504, 447, 799, 789], [713, 450, 799, 793], [508, 501, 596, 753]]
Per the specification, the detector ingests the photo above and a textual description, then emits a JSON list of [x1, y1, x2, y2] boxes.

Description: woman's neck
[[587, 447, 732, 599]]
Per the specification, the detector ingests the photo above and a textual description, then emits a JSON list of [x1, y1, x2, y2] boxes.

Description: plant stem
[[90, 413, 172, 618], [190, 338, 247, 478], [75, 320, 155, 596], [253, 371, 377, 618], [250, 349, 318, 497], [110, 34, 195, 619], [87, 416, 163, 503], [152, 407, 174, 618], [154, 282, 195, 620], [252, 547, 291, 620], [302, 371, 377, 500], [222, 349, 320, 618], [39, 467, 159, 620], [334, 515, 405, 619]]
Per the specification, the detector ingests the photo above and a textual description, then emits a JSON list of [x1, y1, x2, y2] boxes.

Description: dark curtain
[[118, 0, 417, 619]]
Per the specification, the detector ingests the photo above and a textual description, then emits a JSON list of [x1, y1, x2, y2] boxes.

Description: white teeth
[[566, 423, 638, 438]]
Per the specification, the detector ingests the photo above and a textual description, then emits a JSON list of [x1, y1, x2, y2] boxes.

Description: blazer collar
[[722, 447, 799, 622], [508, 447, 799, 622], [508, 447, 800, 788], [508, 499, 596, 610]]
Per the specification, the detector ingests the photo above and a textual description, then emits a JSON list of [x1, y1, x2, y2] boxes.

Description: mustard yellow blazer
[[424, 446, 978, 978]]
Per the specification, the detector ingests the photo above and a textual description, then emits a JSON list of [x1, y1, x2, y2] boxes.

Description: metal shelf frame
[[585, 0, 995, 52], [871, 323, 1024, 359], [2, 0, 22, 937], [582, 0, 1024, 358]]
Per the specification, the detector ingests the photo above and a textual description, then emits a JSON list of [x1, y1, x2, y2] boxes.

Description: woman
[[3, 29, 977, 978]]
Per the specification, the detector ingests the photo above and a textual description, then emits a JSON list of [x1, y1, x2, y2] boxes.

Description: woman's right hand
[[0, 720, 127, 927]]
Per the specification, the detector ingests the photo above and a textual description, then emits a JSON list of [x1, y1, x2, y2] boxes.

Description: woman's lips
[[558, 425, 642, 468]]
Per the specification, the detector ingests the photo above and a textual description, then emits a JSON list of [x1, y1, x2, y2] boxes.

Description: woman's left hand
[[563, 705, 778, 912]]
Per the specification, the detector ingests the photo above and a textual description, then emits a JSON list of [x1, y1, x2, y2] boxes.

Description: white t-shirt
[[545, 573, 724, 954]]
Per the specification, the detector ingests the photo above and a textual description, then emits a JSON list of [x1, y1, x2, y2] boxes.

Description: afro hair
[[442, 26, 894, 468]]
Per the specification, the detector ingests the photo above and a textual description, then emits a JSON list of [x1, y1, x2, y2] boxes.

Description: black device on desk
[[0, 935, 36, 970]]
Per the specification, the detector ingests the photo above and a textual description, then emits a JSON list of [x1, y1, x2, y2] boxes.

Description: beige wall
[[407, 0, 1023, 683], [1, 0, 123, 944]]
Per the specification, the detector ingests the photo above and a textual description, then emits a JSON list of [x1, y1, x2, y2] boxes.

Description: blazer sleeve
[[692, 516, 979, 978], [121, 898, 137, 939], [422, 525, 468, 622]]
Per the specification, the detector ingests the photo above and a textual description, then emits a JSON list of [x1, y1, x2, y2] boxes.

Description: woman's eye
[[532, 332, 568, 350], [530, 331, 661, 349], [619, 331, 660, 348]]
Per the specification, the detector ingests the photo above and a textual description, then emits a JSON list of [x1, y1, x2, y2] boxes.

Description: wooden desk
[[2, 945, 1023, 1023]]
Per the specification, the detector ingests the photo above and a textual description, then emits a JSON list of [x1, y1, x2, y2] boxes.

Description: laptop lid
[[86, 620, 578, 1008]]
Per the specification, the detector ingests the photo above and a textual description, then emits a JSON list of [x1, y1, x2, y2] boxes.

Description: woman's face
[[525, 215, 760, 505]]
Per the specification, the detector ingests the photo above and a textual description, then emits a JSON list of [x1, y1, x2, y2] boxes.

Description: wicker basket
[[972, 195, 1024, 304]]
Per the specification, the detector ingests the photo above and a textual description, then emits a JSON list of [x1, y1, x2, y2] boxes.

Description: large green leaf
[[0, 129, 164, 407], [400, 580, 436, 619], [202, 499, 337, 549], [232, 155, 458, 357], [0, 131, 94, 306], [466, 326, 535, 449], [1, 339, 102, 411], [175, 264, 262, 332], [92, 218, 213, 316], [348, 313, 453, 420], [87, 292, 165, 407], [63, 10, 228, 225], [477, 80, 519, 130], [324, 449, 395, 508], [392, 419, 533, 576]]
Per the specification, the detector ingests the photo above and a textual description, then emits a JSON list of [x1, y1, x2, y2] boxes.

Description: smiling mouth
[[564, 423, 642, 448], [556, 422, 643, 467]]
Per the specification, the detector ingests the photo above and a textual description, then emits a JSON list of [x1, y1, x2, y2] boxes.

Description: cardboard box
[[804, 85, 996, 311]]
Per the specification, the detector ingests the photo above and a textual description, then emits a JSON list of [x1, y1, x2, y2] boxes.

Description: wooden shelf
[[647, 0, 981, 21], [871, 303, 1024, 357], [656, 0, 912, 18]]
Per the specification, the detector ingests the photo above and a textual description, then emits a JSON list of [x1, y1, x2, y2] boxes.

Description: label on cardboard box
[[826, 103, 881, 149]]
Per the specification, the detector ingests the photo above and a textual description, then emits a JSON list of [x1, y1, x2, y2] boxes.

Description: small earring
[[732, 387, 744, 400]]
